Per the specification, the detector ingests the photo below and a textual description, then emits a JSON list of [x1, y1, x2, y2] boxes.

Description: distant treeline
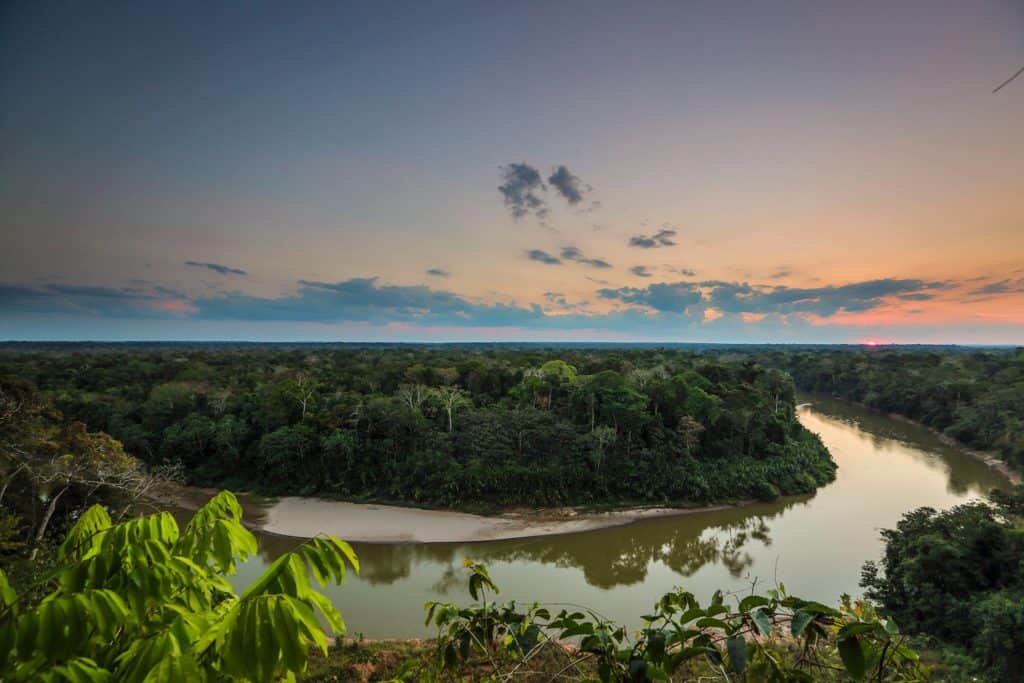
[[731, 348, 1024, 469], [0, 348, 835, 508]]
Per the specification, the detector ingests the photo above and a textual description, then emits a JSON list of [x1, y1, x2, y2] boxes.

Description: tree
[[0, 381, 153, 557], [282, 372, 319, 421], [0, 491, 358, 681], [431, 386, 470, 433], [588, 425, 616, 477], [27, 423, 152, 555], [396, 383, 430, 413]]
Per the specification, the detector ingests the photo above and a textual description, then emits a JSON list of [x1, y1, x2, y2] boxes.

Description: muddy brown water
[[173, 396, 1011, 638]]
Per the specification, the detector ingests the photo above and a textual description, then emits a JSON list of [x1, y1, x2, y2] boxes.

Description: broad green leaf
[[750, 606, 772, 636], [790, 609, 814, 637], [726, 634, 747, 673], [838, 635, 868, 679]]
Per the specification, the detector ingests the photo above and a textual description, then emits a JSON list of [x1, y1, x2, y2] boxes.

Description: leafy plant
[[423, 562, 926, 682], [0, 490, 358, 682]]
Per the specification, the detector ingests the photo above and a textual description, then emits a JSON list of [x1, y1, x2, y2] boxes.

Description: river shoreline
[[797, 396, 1020, 486], [883, 412, 1021, 486], [156, 399, 1018, 544], [152, 481, 751, 543], [258, 496, 743, 543]]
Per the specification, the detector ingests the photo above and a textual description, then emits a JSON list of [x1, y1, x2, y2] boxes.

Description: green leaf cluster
[[0, 490, 358, 682]]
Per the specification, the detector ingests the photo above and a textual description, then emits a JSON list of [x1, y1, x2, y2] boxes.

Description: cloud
[[969, 279, 1024, 296], [543, 291, 569, 307], [599, 282, 704, 312], [1, 273, 1009, 342], [185, 261, 247, 276], [630, 265, 652, 277], [0, 282, 188, 318], [598, 277, 950, 317], [499, 163, 596, 222], [703, 279, 926, 316], [560, 246, 612, 269], [526, 249, 562, 265], [498, 163, 548, 220], [190, 277, 552, 328], [547, 165, 590, 204], [629, 229, 677, 249], [769, 268, 792, 279], [426, 268, 450, 278]]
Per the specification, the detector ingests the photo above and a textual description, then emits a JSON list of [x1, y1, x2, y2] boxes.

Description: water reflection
[[211, 396, 1011, 637], [253, 496, 813, 591]]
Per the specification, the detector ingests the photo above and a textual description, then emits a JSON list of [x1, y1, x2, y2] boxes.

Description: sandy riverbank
[[260, 497, 735, 543]]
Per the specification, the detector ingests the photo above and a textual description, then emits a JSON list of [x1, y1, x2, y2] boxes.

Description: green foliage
[[749, 347, 1024, 469], [861, 487, 1024, 682], [1, 347, 837, 509], [420, 562, 926, 682], [0, 490, 358, 681]]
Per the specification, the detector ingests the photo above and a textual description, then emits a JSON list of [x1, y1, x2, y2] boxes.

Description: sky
[[1, 0, 1022, 343]]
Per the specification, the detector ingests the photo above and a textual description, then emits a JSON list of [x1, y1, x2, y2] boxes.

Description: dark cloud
[[630, 265, 652, 278], [544, 291, 568, 307], [599, 277, 948, 317], [560, 246, 612, 269], [547, 165, 589, 204], [0, 282, 184, 317], [186, 261, 247, 276], [193, 277, 545, 327], [968, 279, 1024, 296], [629, 229, 677, 249], [526, 249, 562, 265], [0, 272, 979, 339], [498, 163, 548, 221], [599, 282, 703, 312], [769, 268, 792, 279], [426, 268, 450, 278]]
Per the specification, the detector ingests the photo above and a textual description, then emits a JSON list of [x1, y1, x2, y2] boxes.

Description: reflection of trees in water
[[483, 501, 802, 589], [256, 494, 813, 591], [242, 399, 1008, 598], [803, 396, 1006, 498]]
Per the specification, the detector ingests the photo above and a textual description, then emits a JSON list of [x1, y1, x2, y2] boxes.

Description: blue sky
[[1, 1, 1022, 342]]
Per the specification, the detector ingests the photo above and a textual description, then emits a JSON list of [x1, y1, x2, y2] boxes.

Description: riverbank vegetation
[[737, 347, 1024, 470], [0, 347, 835, 509], [1, 490, 926, 682], [861, 487, 1024, 682]]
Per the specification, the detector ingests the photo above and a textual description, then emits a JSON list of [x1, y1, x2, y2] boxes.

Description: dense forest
[[2, 343, 1023, 680], [0, 347, 835, 509], [721, 347, 1024, 469], [861, 487, 1024, 682]]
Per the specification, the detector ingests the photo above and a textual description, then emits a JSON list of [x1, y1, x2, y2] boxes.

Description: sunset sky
[[2, 1, 1022, 343]]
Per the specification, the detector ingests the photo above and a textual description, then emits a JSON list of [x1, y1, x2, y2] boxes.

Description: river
[[216, 396, 1011, 638]]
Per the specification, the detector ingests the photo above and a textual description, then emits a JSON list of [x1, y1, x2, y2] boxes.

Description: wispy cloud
[[0, 273, 1007, 341], [426, 268, 450, 278], [0, 282, 189, 317], [629, 229, 677, 249], [969, 279, 1024, 296], [631, 265, 653, 277], [560, 246, 612, 269], [186, 261, 247, 276], [599, 277, 950, 316], [526, 249, 562, 265]]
